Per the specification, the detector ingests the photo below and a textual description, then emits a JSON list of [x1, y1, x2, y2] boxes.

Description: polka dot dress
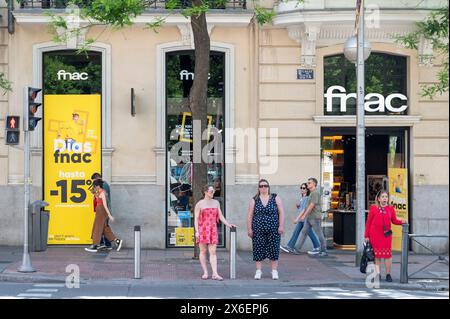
[[251, 194, 280, 262]]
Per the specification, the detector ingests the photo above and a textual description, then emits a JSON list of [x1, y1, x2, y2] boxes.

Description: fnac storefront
[[320, 52, 410, 251]]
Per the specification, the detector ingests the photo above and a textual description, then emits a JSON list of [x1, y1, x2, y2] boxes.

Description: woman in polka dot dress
[[194, 185, 236, 281], [364, 189, 406, 282], [247, 179, 285, 280]]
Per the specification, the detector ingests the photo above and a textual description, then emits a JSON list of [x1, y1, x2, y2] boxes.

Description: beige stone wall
[[258, 27, 320, 185], [0, 0, 9, 186], [3, 22, 255, 185]]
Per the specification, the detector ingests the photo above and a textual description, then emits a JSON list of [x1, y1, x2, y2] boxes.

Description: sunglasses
[[300, 187, 307, 190], [259, 185, 269, 188]]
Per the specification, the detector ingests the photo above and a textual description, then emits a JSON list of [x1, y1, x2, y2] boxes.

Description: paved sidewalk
[[0, 246, 448, 291]]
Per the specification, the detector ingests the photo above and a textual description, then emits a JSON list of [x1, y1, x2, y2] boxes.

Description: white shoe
[[254, 269, 262, 280], [307, 248, 320, 255], [271, 270, 279, 280]]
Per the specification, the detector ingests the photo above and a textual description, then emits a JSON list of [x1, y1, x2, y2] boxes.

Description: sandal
[[201, 274, 208, 280], [211, 275, 223, 281]]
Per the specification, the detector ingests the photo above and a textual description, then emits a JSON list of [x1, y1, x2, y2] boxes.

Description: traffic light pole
[[18, 88, 35, 273]]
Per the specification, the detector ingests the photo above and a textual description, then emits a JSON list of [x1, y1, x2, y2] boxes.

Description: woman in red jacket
[[364, 189, 406, 282]]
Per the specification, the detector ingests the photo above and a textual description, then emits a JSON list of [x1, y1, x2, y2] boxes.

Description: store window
[[43, 50, 103, 245], [321, 127, 407, 210], [321, 127, 409, 248], [43, 51, 102, 94], [166, 51, 225, 248], [324, 53, 407, 116]]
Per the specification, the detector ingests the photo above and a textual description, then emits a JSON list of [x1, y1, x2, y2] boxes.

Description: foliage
[[0, 72, 12, 95], [396, 5, 449, 99]]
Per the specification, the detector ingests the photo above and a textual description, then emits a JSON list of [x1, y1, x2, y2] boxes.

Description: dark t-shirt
[[307, 188, 321, 219]]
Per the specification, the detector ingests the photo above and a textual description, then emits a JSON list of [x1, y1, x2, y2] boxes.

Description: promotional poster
[[44, 95, 101, 244]]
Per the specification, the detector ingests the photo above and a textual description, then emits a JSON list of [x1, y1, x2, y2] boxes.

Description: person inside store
[[247, 179, 285, 280], [85, 179, 123, 253], [194, 185, 236, 281], [364, 189, 407, 282], [280, 182, 321, 255]]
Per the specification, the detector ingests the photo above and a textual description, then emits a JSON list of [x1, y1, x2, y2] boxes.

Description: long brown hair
[[254, 179, 270, 200], [375, 189, 390, 208]]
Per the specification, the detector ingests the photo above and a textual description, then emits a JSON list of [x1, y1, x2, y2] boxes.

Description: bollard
[[400, 223, 409, 284], [134, 225, 141, 279], [229, 226, 237, 280]]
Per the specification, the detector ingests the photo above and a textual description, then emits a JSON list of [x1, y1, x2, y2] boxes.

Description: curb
[[1, 273, 448, 292]]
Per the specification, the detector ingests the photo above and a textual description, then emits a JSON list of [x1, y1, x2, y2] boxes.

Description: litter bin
[[29, 200, 50, 252]]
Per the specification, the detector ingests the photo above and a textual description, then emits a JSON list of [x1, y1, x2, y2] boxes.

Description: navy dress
[[252, 194, 280, 262]]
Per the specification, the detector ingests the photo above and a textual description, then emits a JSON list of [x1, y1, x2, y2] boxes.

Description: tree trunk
[[190, 0, 211, 258]]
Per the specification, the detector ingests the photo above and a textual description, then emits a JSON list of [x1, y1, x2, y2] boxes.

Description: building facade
[[0, 0, 448, 253]]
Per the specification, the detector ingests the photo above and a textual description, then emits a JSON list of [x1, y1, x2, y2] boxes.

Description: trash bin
[[29, 200, 50, 252]]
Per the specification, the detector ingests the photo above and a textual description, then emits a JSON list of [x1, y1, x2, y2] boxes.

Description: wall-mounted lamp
[[131, 88, 136, 117]]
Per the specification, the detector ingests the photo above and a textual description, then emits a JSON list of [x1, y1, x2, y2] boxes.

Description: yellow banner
[[175, 227, 194, 246], [44, 95, 101, 245], [388, 168, 408, 251]]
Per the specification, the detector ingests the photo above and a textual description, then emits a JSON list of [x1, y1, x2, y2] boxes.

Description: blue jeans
[[286, 221, 320, 249]]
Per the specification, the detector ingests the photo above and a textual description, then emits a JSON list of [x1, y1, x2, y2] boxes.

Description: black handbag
[[360, 242, 375, 273]]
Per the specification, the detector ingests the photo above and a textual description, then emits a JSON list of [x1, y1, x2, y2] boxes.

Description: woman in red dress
[[194, 185, 236, 281], [364, 189, 406, 282]]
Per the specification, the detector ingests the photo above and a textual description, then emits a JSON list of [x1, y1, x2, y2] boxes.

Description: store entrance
[[321, 127, 409, 249]]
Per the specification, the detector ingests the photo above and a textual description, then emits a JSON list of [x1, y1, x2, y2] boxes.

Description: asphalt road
[[0, 282, 448, 299]]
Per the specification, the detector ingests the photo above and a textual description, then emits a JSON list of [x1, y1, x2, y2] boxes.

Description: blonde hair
[[375, 189, 389, 208]]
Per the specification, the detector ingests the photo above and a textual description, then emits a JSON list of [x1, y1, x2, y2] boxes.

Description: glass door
[[165, 51, 225, 247]]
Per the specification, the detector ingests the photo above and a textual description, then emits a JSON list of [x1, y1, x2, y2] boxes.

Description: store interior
[[321, 128, 408, 248]]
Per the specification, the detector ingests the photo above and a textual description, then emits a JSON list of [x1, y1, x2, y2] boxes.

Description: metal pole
[[400, 223, 409, 284], [229, 226, 236, 280], [18, 87, 35, 272], [134, 225, 141, 279], [355, 0, 366, 267]]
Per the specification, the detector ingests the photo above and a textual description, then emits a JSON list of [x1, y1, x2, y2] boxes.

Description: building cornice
[[13, 11, 254, 27], [313, 115, 423, 127]]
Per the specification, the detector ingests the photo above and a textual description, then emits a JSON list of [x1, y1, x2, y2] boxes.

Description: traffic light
[[24, 86, 42, 131], [5, 115, 20, 145]]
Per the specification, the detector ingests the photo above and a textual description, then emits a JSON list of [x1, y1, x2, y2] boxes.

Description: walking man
[[294, 177, 328, 256], [91, 172, 113, 250]]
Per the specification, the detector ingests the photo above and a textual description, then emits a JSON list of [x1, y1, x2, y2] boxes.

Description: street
[[0, 282, 448, 299]]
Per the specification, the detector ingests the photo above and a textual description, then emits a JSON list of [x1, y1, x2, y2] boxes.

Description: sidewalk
[[0, 246, 448, 291]]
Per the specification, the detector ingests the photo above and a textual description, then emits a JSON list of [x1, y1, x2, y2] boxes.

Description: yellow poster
[[175, 227, 194, 246], [388, 168, 408, 251], [44, 95, 101, 245]]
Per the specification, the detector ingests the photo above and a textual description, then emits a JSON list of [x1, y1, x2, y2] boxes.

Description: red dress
[[197, 208, 219, 245], [364, 205, 403, 259]]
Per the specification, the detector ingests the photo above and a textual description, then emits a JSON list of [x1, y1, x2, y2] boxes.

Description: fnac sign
[[324, 85, 408, 114]]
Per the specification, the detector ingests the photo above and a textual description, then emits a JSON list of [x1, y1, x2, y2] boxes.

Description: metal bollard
[[400, 223, 409, 284], [134, 225, 141, 279], [229, 226, 237, 280]]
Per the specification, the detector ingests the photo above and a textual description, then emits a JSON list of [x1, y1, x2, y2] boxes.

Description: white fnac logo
[[57, 70, 89, 81], [324, 85, 408, 113]]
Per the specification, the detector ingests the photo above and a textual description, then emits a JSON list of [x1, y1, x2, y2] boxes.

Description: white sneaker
[[254, 269, 262, 280], [271, 270, 279, 280], [307, 248, 320, 255]]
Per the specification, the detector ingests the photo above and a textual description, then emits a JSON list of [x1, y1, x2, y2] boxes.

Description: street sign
[[297, 69, 314, 80]]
